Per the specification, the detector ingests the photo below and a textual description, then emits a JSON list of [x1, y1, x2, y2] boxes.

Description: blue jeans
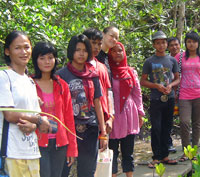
[[39, 139, 67, 177], [109, 134, 135, 174], [150, 98, 175, 160]]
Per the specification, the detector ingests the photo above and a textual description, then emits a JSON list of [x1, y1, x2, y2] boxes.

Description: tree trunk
[[176, 0, 185, 43]]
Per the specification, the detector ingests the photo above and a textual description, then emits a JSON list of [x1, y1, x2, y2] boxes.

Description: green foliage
[[184, 145, 198, 160], [155, 163, 166, 177], [193, 155, 200, 176]]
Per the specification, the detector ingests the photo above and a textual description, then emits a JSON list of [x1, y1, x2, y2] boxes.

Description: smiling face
[[103, 27, 119, 49], [168, 40, 181, 57], [110, 44, 124, 63], [37, 53, 55, 74], [72, 42, 88, 70], [5, 34, 32, 68]]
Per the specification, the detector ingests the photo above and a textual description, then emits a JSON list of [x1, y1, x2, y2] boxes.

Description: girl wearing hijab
[[108, 42, 145, 177]]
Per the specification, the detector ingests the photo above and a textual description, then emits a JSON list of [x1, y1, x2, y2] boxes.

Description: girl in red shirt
[[32, 42, 78, 177]]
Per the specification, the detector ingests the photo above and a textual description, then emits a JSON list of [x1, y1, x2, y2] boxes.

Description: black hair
[[67, 34, 92, 61], [103, 26, 118, 34], [32, 41, 58, 79], [185, 31, 200, 60], [83, 28, 103, 41], [167, 37, 180, 46], [4, 30, 31, 65]]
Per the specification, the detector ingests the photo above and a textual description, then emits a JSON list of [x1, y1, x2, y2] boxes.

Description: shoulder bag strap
[[0, 70, 11, 173], [176, 50, 183, 97], [178, 50, 183, 74]]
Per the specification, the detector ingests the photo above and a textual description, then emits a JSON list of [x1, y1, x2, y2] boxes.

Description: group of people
[[0, 26, 144, 177], [141, 30, 200, 168], [0, 26, 199, 177]]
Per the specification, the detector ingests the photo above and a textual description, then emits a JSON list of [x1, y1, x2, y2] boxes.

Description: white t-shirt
[[0, 69, 41, 159]]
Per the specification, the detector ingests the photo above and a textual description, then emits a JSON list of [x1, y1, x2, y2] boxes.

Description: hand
[[38, 116, 50, 133], [67, 157, 75, 167], [139, 115, 144, 128], [99, 138, 108, 152], [17, 119, 37, 135], [105, 118, 113, 134], [165, 84, 172, 94], [156, 84, 167, 94], [99, 132, 108, 152]]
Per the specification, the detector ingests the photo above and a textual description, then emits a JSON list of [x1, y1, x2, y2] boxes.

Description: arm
[[3, 111, 50, 133], [132, 71, 145, 117], [94, 98, 107, 152], [63, 82, 78, 166], [105, 89, 114, 134], [165, 72, 180, 95], [131, 70, 145, 128], [140, 74, 167, 94]]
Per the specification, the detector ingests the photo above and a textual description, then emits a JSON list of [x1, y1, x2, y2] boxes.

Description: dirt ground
[[134, 136, 182, 164], [69, 135, 182, 177]]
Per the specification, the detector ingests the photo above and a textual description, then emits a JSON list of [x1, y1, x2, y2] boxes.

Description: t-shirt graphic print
[[68, 79, 89, 119], [152, 63, 170, 86]]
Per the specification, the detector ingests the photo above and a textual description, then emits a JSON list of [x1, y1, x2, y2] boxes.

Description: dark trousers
[[62, 125, 99, 177], [40, 139, 67, 177], [150, 98, 175, 160], [109, 134, 135, 174], [77, 125, 99, 177]]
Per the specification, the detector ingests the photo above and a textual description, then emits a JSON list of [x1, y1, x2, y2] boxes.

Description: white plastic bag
[[94, 148, 113, 177]]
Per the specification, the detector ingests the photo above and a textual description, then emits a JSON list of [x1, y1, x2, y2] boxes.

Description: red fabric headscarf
[[67, 62, 99, 110], [108, 42, 136, 112]]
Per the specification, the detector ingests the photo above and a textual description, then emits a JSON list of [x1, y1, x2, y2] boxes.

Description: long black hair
[[185, 31, 200, 60], [4, 30, 31, 65], [32, 41, 57, 79]]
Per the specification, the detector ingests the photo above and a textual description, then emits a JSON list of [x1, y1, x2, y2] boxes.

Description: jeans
[[150, 98, 175, 160], [109, 134, 135, 174], [179, 98, 200, 149], [77, 125, 99, 177], [39, 139, 67, 177]]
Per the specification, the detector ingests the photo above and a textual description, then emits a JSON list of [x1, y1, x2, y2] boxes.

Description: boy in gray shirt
[[140, 31, 180, 168]]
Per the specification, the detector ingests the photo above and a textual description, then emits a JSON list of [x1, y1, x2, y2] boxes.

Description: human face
[[168, 40, 181, 57], [5, 35, 32, 67], [186, 39, 199, 53], [110, 44, 124, 63], [37, 53, 55, 74], [153, 39, 167, 56], [90, 39, 102, 57], [72, 42, 88, 70], [103, 28, 119, 49]]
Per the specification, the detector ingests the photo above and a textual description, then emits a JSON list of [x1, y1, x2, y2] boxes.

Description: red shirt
[[93, 58, 111, 121], [35, 76, 78, 157]]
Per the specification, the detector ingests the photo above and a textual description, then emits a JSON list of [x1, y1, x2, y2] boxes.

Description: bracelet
[[109, 113, 115, 120], [36, 114, 43, 127], [98, 135, 108, 140]]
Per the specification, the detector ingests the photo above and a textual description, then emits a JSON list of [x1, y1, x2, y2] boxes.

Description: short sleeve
[[171, 58, 179, 73], [142, 60, 151, 74], [93, 77, 102, 99], [0, 71, 14, 107]]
